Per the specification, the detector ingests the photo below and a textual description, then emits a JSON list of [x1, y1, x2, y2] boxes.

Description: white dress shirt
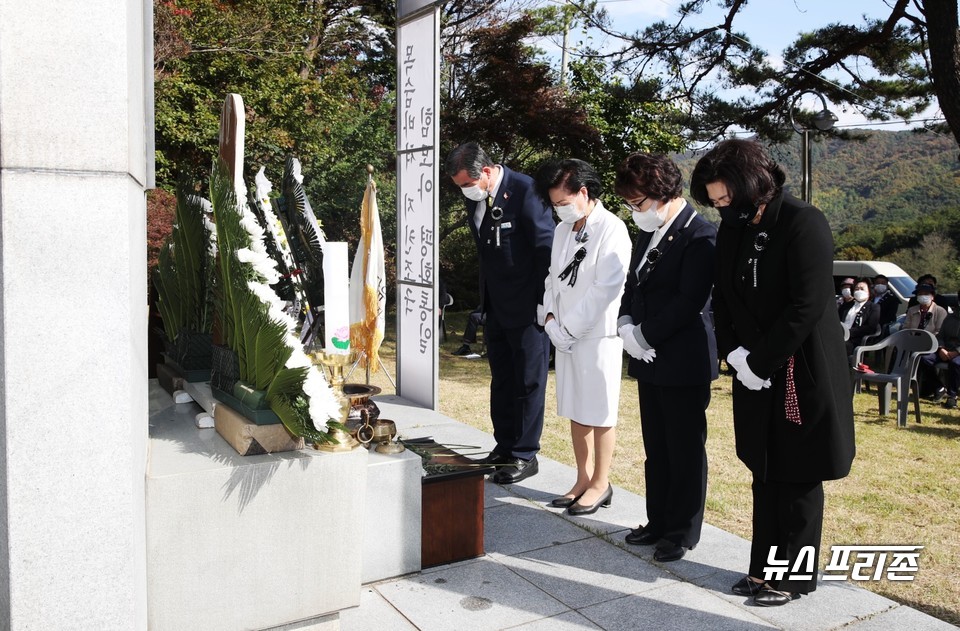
[[473, 165, 504, 230]]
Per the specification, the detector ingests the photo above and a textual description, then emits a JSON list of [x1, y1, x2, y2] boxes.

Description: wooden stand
[[417, 440, 494, 568]]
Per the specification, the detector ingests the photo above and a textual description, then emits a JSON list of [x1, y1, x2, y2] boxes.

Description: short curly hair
[[614, 153, 683, 202]]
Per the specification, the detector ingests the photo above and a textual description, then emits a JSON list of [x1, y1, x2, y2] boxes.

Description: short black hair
[[444, 142, 494, 179], [918, 274, 938, 286], [534, 158, 602, 202], [873, 275, 888, 283], [689, 138, 786, 209]]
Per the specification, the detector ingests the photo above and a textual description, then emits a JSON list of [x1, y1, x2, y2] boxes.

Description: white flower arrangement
[[235, 197, 340, 430]]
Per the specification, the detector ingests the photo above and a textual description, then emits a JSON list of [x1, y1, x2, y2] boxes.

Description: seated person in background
[[907, 274, 945, 309], [904, 283, 946, 335], [917, 312, 960, 409], [871, 274, 901, 333], [453, 307, 485, 357], [836, 277, 855, 308], [839, 279, 880, 358]]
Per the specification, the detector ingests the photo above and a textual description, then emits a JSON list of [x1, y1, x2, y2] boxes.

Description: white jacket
[[539, 202, 631, 340]]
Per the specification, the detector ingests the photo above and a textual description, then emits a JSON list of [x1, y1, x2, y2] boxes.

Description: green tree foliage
[[154, 0, 394, 188], [567, 0, 960, 148], [886, 233, 960, 292], [567, 56, 686, 194]]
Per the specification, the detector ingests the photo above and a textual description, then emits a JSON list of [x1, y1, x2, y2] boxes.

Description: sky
[[533, 0, 943, 131]]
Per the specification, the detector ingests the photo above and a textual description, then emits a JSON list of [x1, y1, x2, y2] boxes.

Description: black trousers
[[485, 311, 549, 460], [748, 478, 824, 594], [637, 381, 710, 548]]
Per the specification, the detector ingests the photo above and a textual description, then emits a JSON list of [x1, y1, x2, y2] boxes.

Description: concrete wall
[[0, 1, 150, 628]]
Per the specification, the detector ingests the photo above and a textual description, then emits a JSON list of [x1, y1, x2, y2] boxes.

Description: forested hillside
[[674, 130, 960, 290]]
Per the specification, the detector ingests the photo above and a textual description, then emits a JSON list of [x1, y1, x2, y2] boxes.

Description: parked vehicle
[[833, 261, 915, 316]]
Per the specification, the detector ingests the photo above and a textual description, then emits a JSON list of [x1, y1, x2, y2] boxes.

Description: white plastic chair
[[852, 329, 938, 427]]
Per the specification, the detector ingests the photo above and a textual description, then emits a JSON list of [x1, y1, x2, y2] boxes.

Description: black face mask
[[718, 204, 759, 228]]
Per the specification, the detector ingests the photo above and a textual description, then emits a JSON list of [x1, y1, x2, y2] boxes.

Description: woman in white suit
[[534, 159, 631, 515]]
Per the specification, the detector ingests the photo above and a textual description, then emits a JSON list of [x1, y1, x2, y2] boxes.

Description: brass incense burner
[[310, 350, 363, 452]]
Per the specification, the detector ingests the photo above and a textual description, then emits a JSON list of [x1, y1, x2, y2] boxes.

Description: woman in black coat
[[690, 139, 855, 607]]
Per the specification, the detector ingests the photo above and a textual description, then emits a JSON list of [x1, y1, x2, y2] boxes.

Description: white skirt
[[555, 335, 623, 427]]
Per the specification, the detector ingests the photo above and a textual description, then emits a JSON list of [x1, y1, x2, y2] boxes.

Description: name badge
[[501, 222, 512, 229]]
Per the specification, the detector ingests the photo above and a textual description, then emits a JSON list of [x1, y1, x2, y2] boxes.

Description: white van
[[832, 261, 916, 316]]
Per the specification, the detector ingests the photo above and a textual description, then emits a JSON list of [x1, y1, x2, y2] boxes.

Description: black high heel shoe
[[549, 492, 583, 508], [567, 485, 613, 516]]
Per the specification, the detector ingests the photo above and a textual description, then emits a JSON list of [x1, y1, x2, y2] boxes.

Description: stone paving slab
[[495, 536, 679, 609], [483, 501, 593, 557], [577, 581, 777, 630], [338, 586, 417, 631], [731, 578, 902, 631], [506, 610, 602, 630], [373, 555, 568, 631]]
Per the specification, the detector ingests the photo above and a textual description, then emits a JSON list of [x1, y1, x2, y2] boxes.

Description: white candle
[[322, 242, 351, 353]]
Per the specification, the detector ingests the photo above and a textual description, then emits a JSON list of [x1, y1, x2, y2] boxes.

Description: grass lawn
[[365, 310, 960, 625]]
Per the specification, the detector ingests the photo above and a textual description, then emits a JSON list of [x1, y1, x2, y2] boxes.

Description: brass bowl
[[369, 419, 397, 444], [344, 383, 382, 423]]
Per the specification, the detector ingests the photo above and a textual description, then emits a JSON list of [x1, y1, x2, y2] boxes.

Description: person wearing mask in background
[[904, 283, 946, 335], [907, 274, 945, 309], [836, 277, 855, 307], [871, 274, 900, 334], [839, 279, 880, 358], [535, 158, 631, 516], [917, 307, 960, 409], [690, 138, 855, 607], [615, 152, 718, 563], [445, 142, 554, 484]]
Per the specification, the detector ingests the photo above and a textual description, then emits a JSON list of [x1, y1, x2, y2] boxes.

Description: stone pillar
[[0, 1, 151, 628]]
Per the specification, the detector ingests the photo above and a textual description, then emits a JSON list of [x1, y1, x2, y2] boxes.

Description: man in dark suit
[[444, 142, 554, 484], [871, 274, 900, 332]]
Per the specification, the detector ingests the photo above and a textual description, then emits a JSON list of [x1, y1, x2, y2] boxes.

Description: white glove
[[620, 324, 654, 361], [545, 319, 575, 353], [726, 346, 749, 370], [733, 355, 772, 391]]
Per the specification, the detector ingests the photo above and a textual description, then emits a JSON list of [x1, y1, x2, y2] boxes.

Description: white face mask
[[632, 201, 667, 232], [873, 283, 887, 295], [461, 184, 487, 202], [918, 294, 933, 306], [841, 287, 852, 298], [853, 289, 869, 302], [554, 202, 584, 224]]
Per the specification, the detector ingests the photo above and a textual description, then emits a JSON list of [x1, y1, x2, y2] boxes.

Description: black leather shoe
[[492, 456, 539, 484], [549, 492, 583, 508], [653, 541, 694, 562], [731, 576, 765, 596], [625, 527, 660, 546], [567, 486, 613, 516], [474, 451, 509, 465], [753, 586, 800, 607]]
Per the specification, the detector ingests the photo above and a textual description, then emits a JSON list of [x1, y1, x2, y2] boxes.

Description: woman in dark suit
[[615, 153, 718, 563], [690, 139, 855, 606]]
